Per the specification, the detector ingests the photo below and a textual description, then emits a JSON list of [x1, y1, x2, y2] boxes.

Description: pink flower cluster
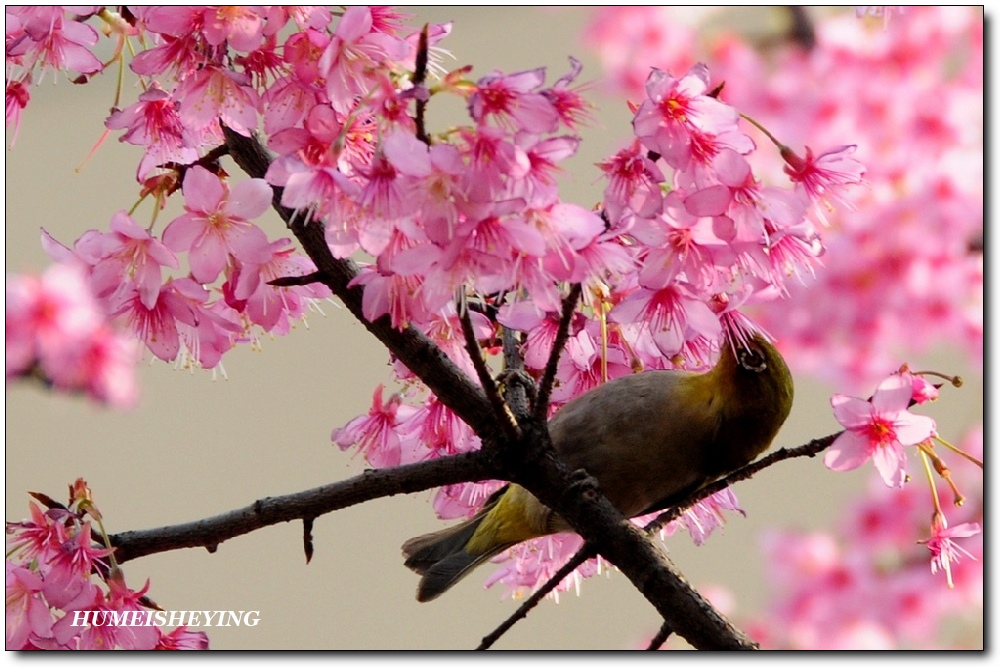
[[6, 480, 209, 650], [6, 263, 138, 408], [6, 5, 901, 607], [585, 6, 983, 391], [744, 425, 982, 649]]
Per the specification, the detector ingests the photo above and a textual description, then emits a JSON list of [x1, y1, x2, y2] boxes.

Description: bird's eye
[[739, 348, 767, 373]]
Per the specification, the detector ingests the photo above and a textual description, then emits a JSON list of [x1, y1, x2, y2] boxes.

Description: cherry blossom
[[825, 373, 937, 487], [162, 166, 272, 284]]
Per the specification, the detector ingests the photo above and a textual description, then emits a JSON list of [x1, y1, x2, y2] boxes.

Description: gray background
[[5, 7, 983, 650]]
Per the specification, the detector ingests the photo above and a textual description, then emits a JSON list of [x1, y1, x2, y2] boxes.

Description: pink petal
[[893, 412, 937, 445], [548, 203, 604, 249], [608, 289, 651, 324], [684, 298, 722, 339], [182, 166, 226, 213], [943, 522, 981, 539], [832, 394, 875, 429], [871, 373, 914, 413], [871, 441, 907, 488], [161, 214, 205, 252], [383, 131, 432, 177], [227, 178, 273, 221], [712, 149, 751, 188], [335, 5, 372, 41], [684, 184, 731, 217], [189, 233, 227, 283], [824, 430, 871, 471]]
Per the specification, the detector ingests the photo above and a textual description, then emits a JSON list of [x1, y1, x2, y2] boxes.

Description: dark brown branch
[[498, 326, 534, 421], [302, 517, 315, 564], [646, 621, 673, 650], [109, 452, 490, 564], [160, 143, 230, 180], [267, 271, 325, 287], [222, 126, 503, 448], [533, 283, 582, 421], [412, 24, 430, 146]]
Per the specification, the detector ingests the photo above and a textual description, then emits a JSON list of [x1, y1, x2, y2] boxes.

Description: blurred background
[[5, 7, 983, 649]]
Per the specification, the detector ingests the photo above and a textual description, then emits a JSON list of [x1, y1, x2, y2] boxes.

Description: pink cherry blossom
[[541, 57, 593, 130], [331, 385, 419, 468], [598, 139, 666, 221], [230, 238, 331, 334], [162, 166, 272, 284], [470, 67, 559, 134], [175, 66, 260, 137], [318, 6, 408, 113], [781, 144, 866, 220], [155, 626, 211, 650], [659, 488, 746, 546], [5, 563, 53, 649], [825, 373, 938, 487], [7, 486, 210, 650], [5, 78, 30, 145], [200, 6, 265, 52], [7, 7, 102, 78], [77, 211, 179, 310], [111, 280, 198, 363], [632, 64, 740, 170], [920, 517, 981, 588], [105, 87, 198, 179]]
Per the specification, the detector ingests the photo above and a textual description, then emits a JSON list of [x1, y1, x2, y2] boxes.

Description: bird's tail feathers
[[402, 487, 511, 602]]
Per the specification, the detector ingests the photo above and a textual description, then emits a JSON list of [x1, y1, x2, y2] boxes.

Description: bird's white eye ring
[[739, 349, 767, 373]]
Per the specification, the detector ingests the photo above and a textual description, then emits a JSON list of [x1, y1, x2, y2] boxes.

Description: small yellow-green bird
[[402, 333, 793, 602]]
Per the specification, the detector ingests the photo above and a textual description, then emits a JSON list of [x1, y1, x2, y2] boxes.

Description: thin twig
[[533, 284, 582, 421], [497, 327, 534, 421], [302, 517, 315, 564], [645, 621, 673, 650], [457, 291, 520, 441], [476, 544, 596, 650], [412, 24, 431, 146], [643, 431, 841, 535], [267, 271, 325, 287]]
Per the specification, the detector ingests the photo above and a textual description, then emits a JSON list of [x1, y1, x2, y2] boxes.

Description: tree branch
[[533, 283, 582, 421], [457, 292, 519, 441], [646, 621, 673, 650], [643, 431, 841, 535], [109, 452, 490, 564]]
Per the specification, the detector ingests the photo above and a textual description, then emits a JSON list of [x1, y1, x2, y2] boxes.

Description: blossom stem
[[919, 441, 966, 506], [918, 447, 944, 517], [934, 435, 983, 469], [912, 370, 963, 387], [739, 113, 783, 149], [596, 288, 609, 384]]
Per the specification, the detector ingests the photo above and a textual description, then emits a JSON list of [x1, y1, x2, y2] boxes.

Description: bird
[[402, 332, 794, 602]]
